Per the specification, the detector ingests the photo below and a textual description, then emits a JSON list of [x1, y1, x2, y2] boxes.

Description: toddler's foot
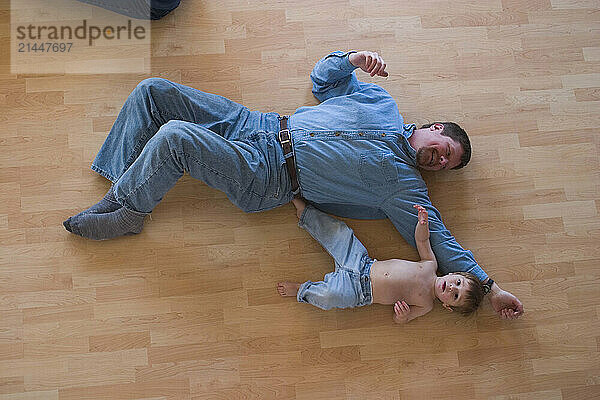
[[277, 282, 300, 297], [65, 206, 147, 240]]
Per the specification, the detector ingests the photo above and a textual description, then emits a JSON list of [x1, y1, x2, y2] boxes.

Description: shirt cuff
[[467, 264, 488, 283], [324, 51, 358, 72]]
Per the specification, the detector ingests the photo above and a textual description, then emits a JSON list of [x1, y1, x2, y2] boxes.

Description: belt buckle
[[278, 129, 291, 145]]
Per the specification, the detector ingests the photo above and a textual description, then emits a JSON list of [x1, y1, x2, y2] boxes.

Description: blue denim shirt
[[289, 51, 486, 282]]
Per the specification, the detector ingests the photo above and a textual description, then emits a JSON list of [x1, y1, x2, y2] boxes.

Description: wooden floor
[[1, 0, 599, 399]]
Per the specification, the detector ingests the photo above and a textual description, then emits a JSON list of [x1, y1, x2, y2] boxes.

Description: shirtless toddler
[[277, 198, 484, 323]]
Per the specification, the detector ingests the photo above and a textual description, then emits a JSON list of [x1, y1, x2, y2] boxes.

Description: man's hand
[[489, 285, 524, 320], [393, 300, 410, 323], [349, 51, 389, 77]]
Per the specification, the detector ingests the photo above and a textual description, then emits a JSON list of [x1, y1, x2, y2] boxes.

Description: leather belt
[[277, 116, 299, 194]]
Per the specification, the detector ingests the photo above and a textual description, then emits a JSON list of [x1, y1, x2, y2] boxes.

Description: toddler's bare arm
[[413, 205, 436, 262]]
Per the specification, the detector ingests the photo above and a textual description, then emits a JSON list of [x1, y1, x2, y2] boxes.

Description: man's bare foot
[[277, 282, 300, 297]]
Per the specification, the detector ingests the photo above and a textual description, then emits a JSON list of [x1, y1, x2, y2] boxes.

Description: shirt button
[[310, 133, 315, 137]]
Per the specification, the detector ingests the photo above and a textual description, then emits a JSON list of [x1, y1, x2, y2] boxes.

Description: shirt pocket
[[359, 151, 399, 189]]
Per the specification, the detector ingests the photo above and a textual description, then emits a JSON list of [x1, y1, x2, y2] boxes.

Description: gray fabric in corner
[[76, 0, 181, 20]]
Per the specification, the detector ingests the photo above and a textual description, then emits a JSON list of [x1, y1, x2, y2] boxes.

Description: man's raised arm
[[310, 50, 388, 102]]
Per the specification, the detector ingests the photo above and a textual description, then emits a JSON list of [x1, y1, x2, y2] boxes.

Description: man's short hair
[[420, 122, 471, 169], [452, 271, 484, 315]]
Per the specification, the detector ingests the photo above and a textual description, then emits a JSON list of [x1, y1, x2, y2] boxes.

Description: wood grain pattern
[[1, 0, 599, 398]]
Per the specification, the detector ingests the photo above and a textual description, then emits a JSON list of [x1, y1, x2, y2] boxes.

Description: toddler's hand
[[394, 300, 410, 323], [291, 197, 306, 219], [413, 204, 430, 243], [413, 204, 428, 225]]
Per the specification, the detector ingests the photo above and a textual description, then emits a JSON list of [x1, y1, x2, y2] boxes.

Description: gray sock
[[82, 185, 121, 214], [63, 185, 122, 233], [66, 206, 147, 240]]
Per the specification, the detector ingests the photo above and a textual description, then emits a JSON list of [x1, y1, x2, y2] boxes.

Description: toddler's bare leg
[[277, 282, 301, 297]]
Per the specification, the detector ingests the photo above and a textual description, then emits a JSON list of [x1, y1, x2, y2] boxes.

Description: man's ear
[[432, 123, 444, 133], [442, 303, 454, 312]]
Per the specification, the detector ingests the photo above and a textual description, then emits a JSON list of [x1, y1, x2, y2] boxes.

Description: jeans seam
[[184, 150, 267, 199], [187, 152, 259, 197], [121, 105, 184, 175], [154, 109, 184, 125], [123, 129, 152, 173], [120, 104, 167, 175], [119, 155, 171, 210], [150, 85, 209, 129]]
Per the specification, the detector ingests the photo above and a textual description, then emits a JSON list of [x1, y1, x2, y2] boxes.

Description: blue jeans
[[296, 205, 374, 310], [92, 78, 294, 213]]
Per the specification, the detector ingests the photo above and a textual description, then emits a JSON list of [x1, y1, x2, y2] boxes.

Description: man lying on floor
[[63, 50, 523, 320]]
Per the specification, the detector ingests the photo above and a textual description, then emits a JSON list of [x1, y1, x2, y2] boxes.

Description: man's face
[[416, 126, 464, 171]]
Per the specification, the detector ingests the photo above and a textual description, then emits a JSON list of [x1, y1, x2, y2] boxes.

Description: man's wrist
[[490, 281, 501, 294], [348, 51, 358, 67], [482, 278, 496, 295]]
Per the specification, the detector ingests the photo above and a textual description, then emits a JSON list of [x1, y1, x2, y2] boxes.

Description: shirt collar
[[399, 124, 418, 168]]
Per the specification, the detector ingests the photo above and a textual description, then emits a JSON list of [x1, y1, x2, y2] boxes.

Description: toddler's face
[[435, 273, 470, 310]]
